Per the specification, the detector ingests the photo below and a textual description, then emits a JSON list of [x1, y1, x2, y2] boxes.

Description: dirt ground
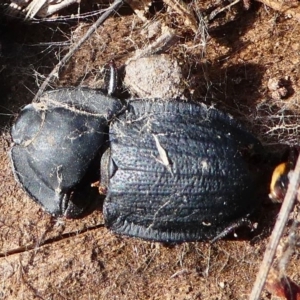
[[0, 0, 300, 299]]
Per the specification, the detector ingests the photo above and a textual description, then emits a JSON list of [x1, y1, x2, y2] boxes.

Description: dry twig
[[164, 0, 198, 33], [249, 154, 300, 300]]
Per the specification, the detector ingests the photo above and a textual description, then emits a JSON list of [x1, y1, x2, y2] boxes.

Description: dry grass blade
[[25, 0, 47, 19], [249, 154, 300, 300], [164, 0, 198, 33], [29, 0, 78, 19]]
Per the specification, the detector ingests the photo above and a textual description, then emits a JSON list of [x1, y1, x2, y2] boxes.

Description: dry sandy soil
[[0, 0, 300, 299]]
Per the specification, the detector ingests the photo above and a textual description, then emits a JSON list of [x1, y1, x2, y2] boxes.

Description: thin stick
[[209, 0, 241, 20], [249, 154, 300, 300], [32, 0, 125, 102]]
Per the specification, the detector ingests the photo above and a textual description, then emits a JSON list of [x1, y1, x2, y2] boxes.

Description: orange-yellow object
[[269, 162, 290, 202]]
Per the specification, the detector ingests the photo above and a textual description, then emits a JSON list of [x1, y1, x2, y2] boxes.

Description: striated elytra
[[11, 88, 268, 242]]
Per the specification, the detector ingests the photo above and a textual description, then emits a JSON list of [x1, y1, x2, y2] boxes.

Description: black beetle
[[11, 88, 270, 242]]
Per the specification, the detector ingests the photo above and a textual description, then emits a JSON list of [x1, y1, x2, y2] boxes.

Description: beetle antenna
[[107, 60, 118, 96]]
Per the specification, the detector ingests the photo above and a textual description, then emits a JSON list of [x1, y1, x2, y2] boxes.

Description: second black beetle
[[11, 88, 269, 242]]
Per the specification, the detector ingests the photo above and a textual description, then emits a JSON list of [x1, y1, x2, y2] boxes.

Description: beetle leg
[[210, 216, 255, 244]]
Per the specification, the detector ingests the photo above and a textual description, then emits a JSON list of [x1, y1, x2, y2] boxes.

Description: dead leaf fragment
[[266, 268, 300, 300]]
